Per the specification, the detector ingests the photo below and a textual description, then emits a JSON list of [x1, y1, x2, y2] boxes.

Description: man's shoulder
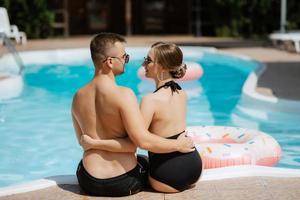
[[118, 86, 135, 97], [72, 88, 85, 110], [73, 87, 86, 100], [72, 84, 92, 106], [115, 86, 138, 107]]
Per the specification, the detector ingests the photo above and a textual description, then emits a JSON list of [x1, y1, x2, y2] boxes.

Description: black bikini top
[[153, 80, 182, 94]]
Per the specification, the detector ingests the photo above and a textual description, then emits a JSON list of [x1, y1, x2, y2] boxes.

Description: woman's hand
[[80, 134, 95, 151], [177, 132, 195, 153], [79, 134, 137, 153]]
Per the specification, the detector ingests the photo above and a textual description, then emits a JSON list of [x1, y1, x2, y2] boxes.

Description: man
[[72, 32, 194, 197]]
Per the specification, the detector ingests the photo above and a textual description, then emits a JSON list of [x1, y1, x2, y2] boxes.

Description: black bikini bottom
[[148, 132, 202, 191]]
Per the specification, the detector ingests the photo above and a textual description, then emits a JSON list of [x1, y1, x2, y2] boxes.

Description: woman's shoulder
[[140, 94, 157, 111], [141, 93, 156, 102], [179, 89, 188, 98], [143, 89, 187, 101]]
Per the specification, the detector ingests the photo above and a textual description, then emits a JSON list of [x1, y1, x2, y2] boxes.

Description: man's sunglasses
[[103, 53, 130, 64]]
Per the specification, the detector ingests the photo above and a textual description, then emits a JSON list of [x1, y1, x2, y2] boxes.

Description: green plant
[[210, 0, 300, 38], [0, 0, 54, 38]]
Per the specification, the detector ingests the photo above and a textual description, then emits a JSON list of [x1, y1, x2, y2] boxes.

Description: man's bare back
[[72, 75, 137, 178]]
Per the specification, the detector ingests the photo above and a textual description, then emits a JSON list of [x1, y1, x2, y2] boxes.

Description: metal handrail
[[0, 33, 25, 74]]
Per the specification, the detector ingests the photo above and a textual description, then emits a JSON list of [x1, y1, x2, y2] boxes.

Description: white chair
[[0, 7, 27, 45], [270, 32, 300, 53]]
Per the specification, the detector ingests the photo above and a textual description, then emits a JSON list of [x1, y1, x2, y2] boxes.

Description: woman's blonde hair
[[151, 42, 186, 79]]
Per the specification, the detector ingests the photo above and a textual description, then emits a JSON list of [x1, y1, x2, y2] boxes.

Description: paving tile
[[218, 188, 272, 200], [290, 190, 300, 200], [1, 185, 164, 200], [193, 180, 217, 190], [2, 177, 300, 200], [262, 177, 300, 189], [266, 189, 300, 200], [213, 177, 264, 190], [130, 191, 164, 200], [165, 189, 219, 200], [3, 186, 82, 200]]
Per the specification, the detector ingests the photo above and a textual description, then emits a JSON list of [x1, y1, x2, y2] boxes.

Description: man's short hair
[[90, 32, 126, 65]]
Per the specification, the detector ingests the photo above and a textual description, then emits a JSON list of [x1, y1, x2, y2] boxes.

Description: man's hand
[[177, 132, 195, 153], [80, 134, 95, 151]]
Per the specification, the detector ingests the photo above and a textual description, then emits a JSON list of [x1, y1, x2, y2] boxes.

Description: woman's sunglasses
[[143, 56, 154, 65]]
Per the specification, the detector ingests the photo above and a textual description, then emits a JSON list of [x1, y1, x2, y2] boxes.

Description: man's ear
[[106, 58, 114, 69]]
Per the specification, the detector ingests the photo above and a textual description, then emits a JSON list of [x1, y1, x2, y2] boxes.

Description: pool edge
[[240, 61, 300, 114], [1, 165, 300, 197]]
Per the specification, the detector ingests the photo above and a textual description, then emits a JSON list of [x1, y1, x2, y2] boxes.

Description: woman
[[139, 42, 202, 192], [81, 42, 203, 193]]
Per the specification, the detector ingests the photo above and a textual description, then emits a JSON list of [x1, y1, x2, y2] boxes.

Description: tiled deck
[[2, 177, 300, 200]]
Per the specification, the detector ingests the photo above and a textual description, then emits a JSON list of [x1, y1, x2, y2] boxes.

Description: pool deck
[[2, 177, 300, 200], [1, 35, 300, 199]]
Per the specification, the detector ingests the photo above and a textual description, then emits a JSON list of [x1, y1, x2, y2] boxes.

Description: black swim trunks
[[76, 155, 148, 197]]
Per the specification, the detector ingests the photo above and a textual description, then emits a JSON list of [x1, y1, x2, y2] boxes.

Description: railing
[[0, 33, 25, 74]]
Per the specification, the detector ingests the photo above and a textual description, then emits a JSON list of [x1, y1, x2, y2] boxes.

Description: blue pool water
[[0, 49, 300, 187]]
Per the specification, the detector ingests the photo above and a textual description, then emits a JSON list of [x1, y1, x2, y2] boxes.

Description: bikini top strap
[[153, 80, 182, 93]]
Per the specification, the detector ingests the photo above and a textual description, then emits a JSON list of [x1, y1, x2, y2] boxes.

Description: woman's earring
[[158, 71, 167, 81], [160, 71, 164, 81], [156, 72, 162, 81]]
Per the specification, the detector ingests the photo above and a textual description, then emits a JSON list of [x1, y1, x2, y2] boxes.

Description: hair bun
[[169, 63, 187, 79]]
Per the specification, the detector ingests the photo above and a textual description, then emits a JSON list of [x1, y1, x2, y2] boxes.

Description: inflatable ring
[[138, 61, 203, 81], [187, 126, 281, 169]]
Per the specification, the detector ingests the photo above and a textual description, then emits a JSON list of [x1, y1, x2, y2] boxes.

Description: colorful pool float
[[138, 61, 203, 81], [186, 126, 281, 169]]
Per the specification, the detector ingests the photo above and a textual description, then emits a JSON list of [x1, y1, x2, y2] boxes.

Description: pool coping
[[0, 46, 216, 69], [1, 165, 300, 197], [217, 50, 300, 115], [239, 62, 300, 114]]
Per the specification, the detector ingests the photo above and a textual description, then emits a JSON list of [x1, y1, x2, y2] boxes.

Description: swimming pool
[[0, 47, 299, 187]]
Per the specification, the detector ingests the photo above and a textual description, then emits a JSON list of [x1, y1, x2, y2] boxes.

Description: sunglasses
[[103, 53, 130, 64], [143, 56, 154, 65]]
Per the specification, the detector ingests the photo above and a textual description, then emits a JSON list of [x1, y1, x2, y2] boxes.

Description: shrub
[[0, 0, 54, 38]]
